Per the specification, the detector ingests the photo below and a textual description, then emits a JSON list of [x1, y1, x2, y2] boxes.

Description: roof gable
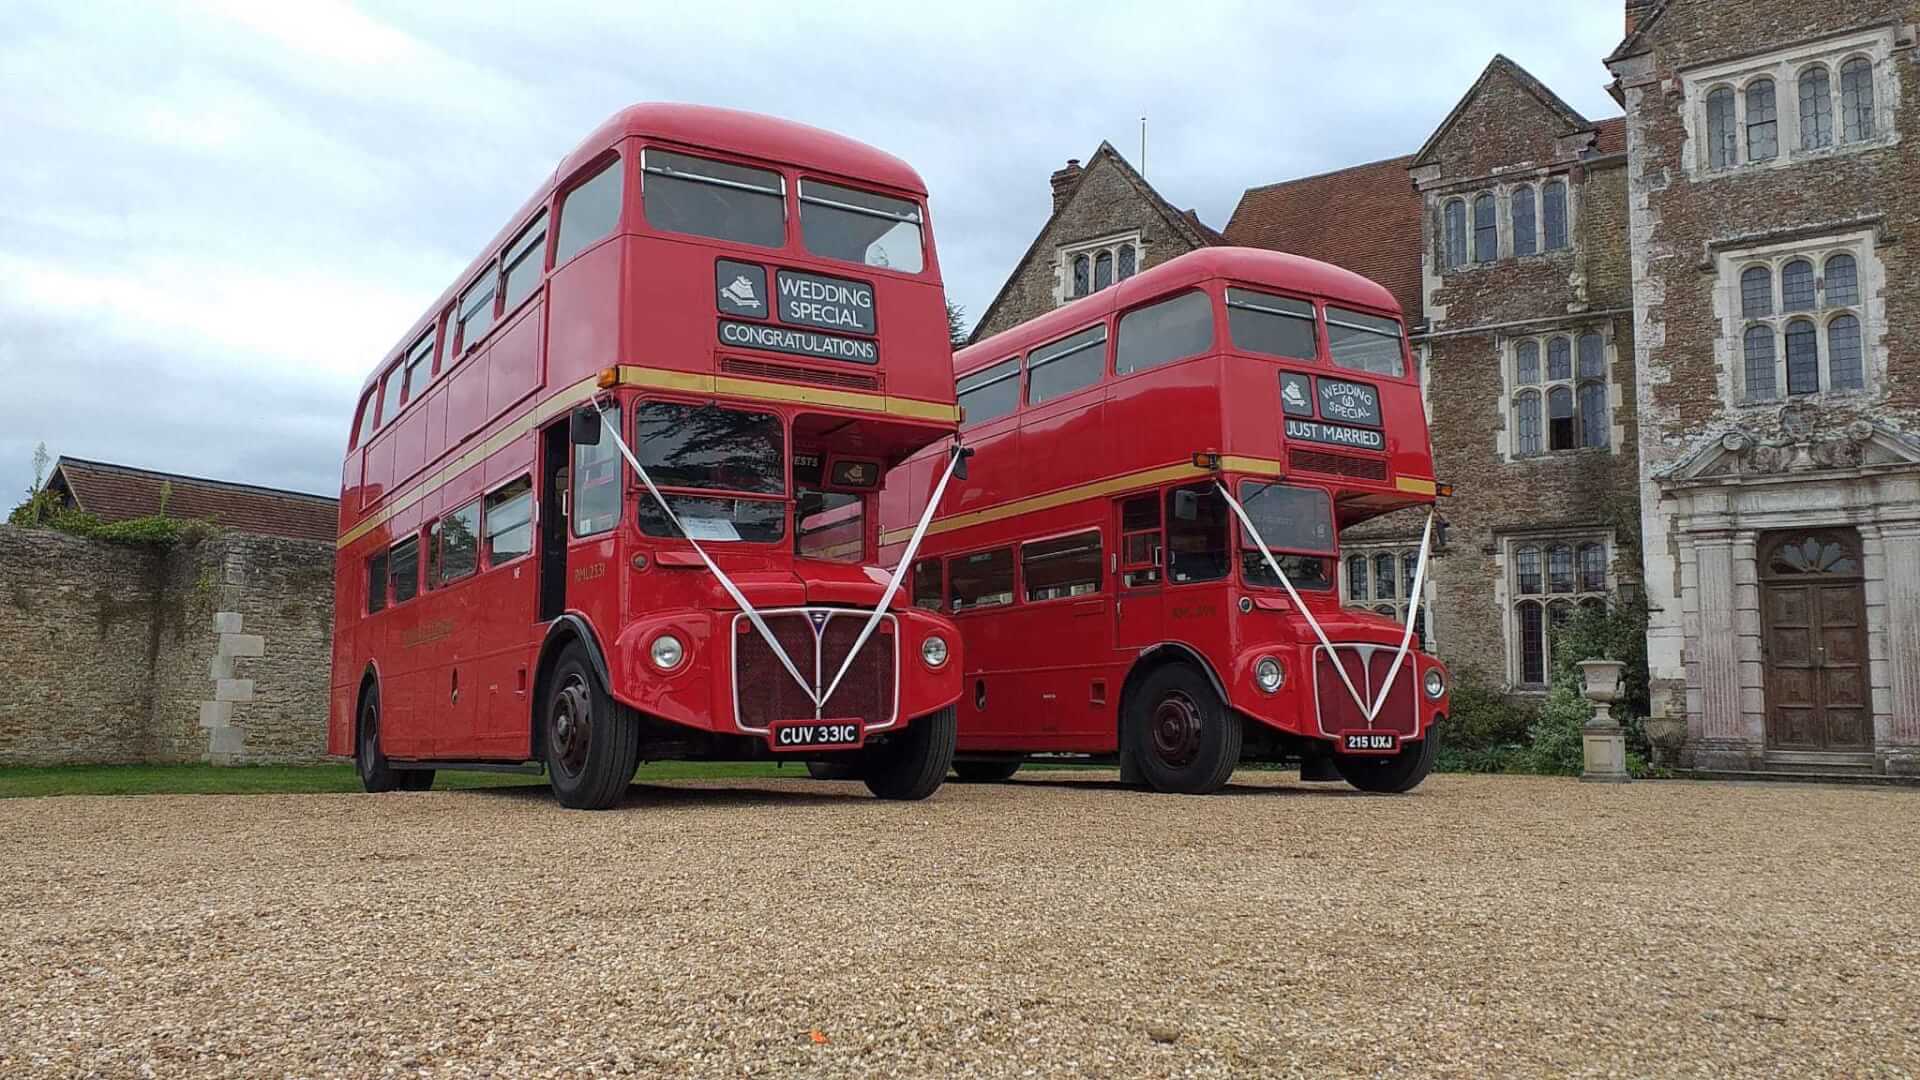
[[968, 142, 1216, 343], [1608, 0, 1673, 63], [1222, 155, 1424, 322], [1412, 54, 1592, 169], [46, 458, 338, 543]]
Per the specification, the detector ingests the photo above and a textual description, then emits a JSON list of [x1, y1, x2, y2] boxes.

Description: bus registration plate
[[768, 719, 866, 752], [1342, 732, 1399, 754]]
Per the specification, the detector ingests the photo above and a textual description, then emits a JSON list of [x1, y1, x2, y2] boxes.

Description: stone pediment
[[1659, 413, 1920, 485]]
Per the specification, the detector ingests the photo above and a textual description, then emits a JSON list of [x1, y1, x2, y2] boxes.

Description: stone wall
[[0, 526, 334, 766]]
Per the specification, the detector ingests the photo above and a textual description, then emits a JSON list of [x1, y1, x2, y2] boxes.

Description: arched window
[[1547, 545, 1575, 593], [1547, 386, 1575, 451], [1828, 315, 1863, 390], [1743, 325, 1778, 401], [1840, 58, 1875, 141], [1512, 186, 1537, 256], [1579, 382, 1608, 448], [1514, 390, 1542, 456], [1785, 318, 1819, 394], [1374, 553, 1397, 600], [1473, 193, 1497, 262], [1347, 555, 1367, 600], [1781, 259, 1816, 311], [1444, 199, 1467, 269], [1402, 553, 1417, 598], [1543, 181, 1568, 250], [1515, 546, 1542, 594], [1094, 250, 1113, 290], [1741, 266, 1773, 317], [1707, 86, 1738, 168], [1518, 601, 1546, 685], [1825, 254, 1859, 306], [1799, 67, 1833, 149], [1578, 543, 1607, 592], [1745, 78, 1778, 161], [1547, 336, 1572, 380], [1516, 340, 1540, 385], [1116, 244, 1136, 281], [1072, 255, 1090, 298]]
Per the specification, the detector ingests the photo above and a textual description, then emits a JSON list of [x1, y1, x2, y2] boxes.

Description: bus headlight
[[1254, 656, 1285, 694], [650, 634, 686, 672], [920, 635, 949, 669], [1424, 668, 1446, 699]]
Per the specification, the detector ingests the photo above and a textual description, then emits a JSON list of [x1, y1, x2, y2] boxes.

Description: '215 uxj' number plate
[[768, 720, 865, 752], [1343, 732, 1399, 754]]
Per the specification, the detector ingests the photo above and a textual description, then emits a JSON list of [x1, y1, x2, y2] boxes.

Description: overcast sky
[[0, 0, 1628, 504]]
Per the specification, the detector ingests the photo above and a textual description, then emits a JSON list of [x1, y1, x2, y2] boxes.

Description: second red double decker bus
[[881, 247, 1450, 794], [332, 105, 966, 809]]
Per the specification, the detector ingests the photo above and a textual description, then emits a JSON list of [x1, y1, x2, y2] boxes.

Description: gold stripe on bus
[[1395, 476, 1438, 496], [614, 366, 959, 423], [877, 455, 1285, 546], [339, 364, 957, 551]]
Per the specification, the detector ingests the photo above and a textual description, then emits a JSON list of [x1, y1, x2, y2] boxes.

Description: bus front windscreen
[[635, 402, 787, 542], [799, 179, 924, 273], [1238, 481, 1335, 590]]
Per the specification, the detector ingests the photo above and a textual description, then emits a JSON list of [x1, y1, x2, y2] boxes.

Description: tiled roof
[[1593, 117, 1627, 155], [46, 458, 338, 543], [1222, 155, 1424, 322]]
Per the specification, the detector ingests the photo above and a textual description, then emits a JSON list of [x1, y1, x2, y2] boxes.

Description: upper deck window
[[500, 211, 548, 312], [354, 389, 377, 448], [457, 272, 497, 353], [1325, 307, 1406, 377], [400, 331, 435, 403], [1026, 325, 1108, 406], [554, 156, 623, 265], [1226, 288, 1317, 361], [956, 358, 1020, 426], [799, 179, 924, 273], [1115, 290, 1213, 376], [377, 364, 404, 428], [635, 402, 786, 543], [642, 149, 785, 249]]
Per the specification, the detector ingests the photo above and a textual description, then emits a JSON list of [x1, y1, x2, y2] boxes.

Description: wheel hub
[[1150, 691, 1203, 768], [552, 675, 593, 778]]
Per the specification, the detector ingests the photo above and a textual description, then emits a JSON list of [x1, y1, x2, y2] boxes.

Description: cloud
[[0, 0, 1629, 505]]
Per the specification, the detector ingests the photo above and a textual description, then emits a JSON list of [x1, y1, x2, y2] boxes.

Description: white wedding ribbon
[[1217, 481, 1434, 724]]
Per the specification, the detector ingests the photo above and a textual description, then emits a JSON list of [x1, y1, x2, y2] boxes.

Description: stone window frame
[[1339, 543, 1431, 643], [1439, 178, 1575, 272], [1054, 230, 1144, 306], [1496, 531, 1614, 690], [1499, 324, 1620, 461], [1680, 26, 1901, 180], [1714, 227, 1882, 408]]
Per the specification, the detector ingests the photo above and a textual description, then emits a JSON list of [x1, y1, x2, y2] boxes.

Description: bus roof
[[955, 246, 1402, 378], [360, 103, 927, 400]]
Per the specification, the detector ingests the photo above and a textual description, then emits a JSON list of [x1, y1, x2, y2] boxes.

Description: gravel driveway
[[2, 772, 1917, 1078]]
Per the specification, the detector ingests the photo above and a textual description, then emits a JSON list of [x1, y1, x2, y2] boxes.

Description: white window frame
[[1437, 178, 1576, 273], [1054, 230, 1145, 306], [1714, 228, 1882, 407], [1339, 543, 1433, 646], [1496, 532, 1614, 689], [1499, 325, 1620, 460], [1679, 26, 1901, 179]]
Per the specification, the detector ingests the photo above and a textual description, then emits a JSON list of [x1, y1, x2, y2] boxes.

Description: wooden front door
[[1759, 530, 1872, 752]]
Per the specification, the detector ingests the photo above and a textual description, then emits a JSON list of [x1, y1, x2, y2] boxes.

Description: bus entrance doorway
[[539, 419, 570, 623]]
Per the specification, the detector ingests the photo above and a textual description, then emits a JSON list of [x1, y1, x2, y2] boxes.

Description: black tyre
[[1335, 732, 1437, 794], [953, 760, 1021, 782], [1124, 663, 1241, 794], [805, 760, 863, 780], [862, 706, 957, 801], [543, 643, 641, 810], [355, 685, 404, 793]]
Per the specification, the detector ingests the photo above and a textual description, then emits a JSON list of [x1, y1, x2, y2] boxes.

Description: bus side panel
[[1108, 355, 1226, 471], [488, 305, 544, 420], [547, 236, 624, 390], [475, 433, 542, 756], [445, 353, 489, 447], [363, 431, 394, 512]]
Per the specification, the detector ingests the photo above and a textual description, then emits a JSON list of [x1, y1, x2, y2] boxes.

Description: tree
[[945, 301, 968, 349], [30, 442, 49, 490]]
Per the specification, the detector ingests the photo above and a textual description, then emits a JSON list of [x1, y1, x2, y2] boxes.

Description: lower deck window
[[949, 548, 1015, 612], [485, 478, 534, 564], [389, 536, 420, 605], [1023, 531, 1102, 601], [911, 558, 943, 611]]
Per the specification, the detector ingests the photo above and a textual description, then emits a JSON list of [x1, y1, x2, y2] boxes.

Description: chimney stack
[[1625, 0, 1655, 35], [1049, 158, 1083, 214]]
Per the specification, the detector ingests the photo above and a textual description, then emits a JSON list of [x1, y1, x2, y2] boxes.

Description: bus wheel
[[953, 761, 1021, 782], [543, 643, 641, 810], [1335, 732, 1438, 794], [355, 687, 431, 793], [805, 760, 863, 780], [1125, 664, 1241, 794], [862, 706, 957, 801]]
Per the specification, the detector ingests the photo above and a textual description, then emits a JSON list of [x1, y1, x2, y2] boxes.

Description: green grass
[[0, 760, 793, 799]]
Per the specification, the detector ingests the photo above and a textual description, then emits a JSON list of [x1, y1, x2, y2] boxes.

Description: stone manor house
[[969, 0, 1920, 777]]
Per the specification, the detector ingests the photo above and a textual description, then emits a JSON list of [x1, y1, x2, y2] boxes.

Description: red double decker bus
[[333, 104, 967, 809], [880, 247, 1450, 794]]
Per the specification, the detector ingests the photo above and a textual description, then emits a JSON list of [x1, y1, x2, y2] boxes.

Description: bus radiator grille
[[1288, 449, 1387, 482], [722, 358, 882, 392], [1312, 645, 1420, 738], [731, 610, 898, 731]]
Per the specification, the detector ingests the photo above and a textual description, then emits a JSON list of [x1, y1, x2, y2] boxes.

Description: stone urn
[[1578, 658, 1629, 783], [1644, 713, 1687, 768]]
